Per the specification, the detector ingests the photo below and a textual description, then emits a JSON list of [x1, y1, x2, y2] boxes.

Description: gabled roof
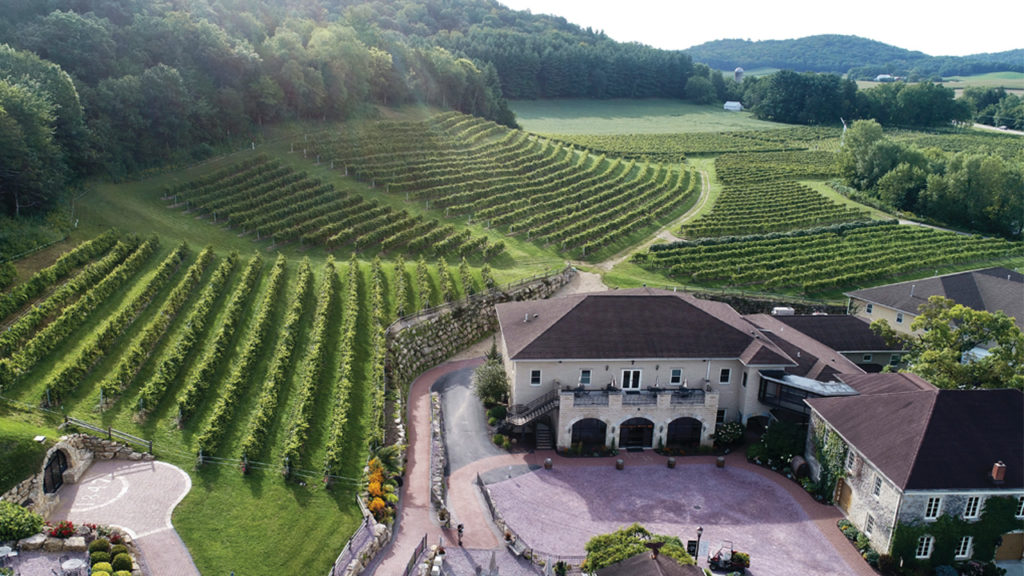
[[772, 314, 903, 352], [837, 372, 934, 396], [807, 388, 1023, 490], [745, 314, 863, 380], [598, 552, 703, 576], [496, 288, 794, 363], [845, 267, 1024, 330]]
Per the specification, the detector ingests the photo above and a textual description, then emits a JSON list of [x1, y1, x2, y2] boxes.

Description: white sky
[[497, 0, 1023, 57]]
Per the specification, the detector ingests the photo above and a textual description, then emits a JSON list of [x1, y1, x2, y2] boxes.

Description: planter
[[667, 457, 676, 469], [616, 459, 624, 470], [716, 456, 725, 468], [544, 458, 553, 470]]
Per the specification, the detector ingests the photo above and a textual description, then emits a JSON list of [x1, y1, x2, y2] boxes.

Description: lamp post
[[696, 526, 704, 564]]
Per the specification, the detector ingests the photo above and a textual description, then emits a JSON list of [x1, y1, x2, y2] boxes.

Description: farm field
[[511, 98, 779, 134]]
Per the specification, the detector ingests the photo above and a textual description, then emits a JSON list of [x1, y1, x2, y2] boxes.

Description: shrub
[[91, 551, 111, 565], [934, 566, 957, 576], [492, 433, 506, 446], [863, 549, 880, 566], [114, 572, 132, 576], [732, 551, 750, 567], [0, 500, 43, 540], [855, 532, 871, 551], [109, 531, 123, 545], [89, 538, 111, 553], [713, 421, 744, 446], [877, 554, 899, 576], [111, 552, 133, 571], [487, 406, 507, 420], [91, 572, 111, 576], [110, 544, 128, 556], [92, 562, 113, 572], [488, 416, 497, 426], [840, 523, 860, 541]]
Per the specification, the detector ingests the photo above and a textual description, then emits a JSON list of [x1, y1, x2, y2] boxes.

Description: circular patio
[[486, 461, 858, 576]]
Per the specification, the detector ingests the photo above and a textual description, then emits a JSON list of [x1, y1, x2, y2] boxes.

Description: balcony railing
[[563, 387, 706, 408]]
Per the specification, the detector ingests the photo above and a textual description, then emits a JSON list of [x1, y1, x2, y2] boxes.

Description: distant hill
[[685, 35, 1023, 79]]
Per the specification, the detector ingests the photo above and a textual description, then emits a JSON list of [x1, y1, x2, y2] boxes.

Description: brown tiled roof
[[598, 552, 703, 576], [773, 315, 903, 352], [807, 388, 1024, 490], [745, 314, 862, 380], [497, 288, 794, 363], [845, 267, 1024, 330], [837, 373, 934, 395]]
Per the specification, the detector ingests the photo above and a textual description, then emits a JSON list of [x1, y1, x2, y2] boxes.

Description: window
[[925, 497, 942, 519], [864, 514, 875, 537], [669, 368, 682, 385], [872, 475, 883, 498], [719, 368, 731, 384], [964, 496, 981, 519], [845, 450, 856, 472], [716, 410, 726, 425], [742, 372, 748, 387], [862, 354, 873, 362], [530, 370, 541, 386], [890, 354, 902, 366], [896, 312, 904, 324], [865, 303, 873, 314], [1017, 495, 1024, 518], [579, 369, 591, 386], [621, 369, 641, 390], [955, 536, 973, 559], [916, 535, 934, 559]]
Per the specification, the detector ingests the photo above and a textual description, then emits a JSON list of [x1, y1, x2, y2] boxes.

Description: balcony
[[561, 386, 707, 408]]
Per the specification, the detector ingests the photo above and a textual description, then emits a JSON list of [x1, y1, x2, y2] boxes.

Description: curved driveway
[[50, 458, 199, 576]]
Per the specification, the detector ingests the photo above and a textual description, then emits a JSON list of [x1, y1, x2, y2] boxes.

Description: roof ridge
[[899, 391, 940, 490]]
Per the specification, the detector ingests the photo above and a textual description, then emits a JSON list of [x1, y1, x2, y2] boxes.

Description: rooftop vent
[[771, 306, 795, 316]]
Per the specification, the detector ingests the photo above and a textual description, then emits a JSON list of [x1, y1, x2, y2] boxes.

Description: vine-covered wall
[[891, 496, 1022, 569]]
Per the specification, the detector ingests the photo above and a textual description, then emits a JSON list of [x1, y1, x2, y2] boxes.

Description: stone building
[[495, 288, 872, 451], [805, 384, 1024, 563]]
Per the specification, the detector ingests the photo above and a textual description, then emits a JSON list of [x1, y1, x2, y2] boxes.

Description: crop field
[[303, 111, 701, 259], [0, 227, 493, 574]]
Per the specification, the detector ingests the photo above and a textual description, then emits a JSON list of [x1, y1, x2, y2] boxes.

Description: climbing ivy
[[891, 496, 1021, 570], [812, 416, 847, 504]]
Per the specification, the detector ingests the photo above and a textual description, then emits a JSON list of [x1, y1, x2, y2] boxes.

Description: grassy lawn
[[0, 413, 57, 494], [510, 98, 778, 135]]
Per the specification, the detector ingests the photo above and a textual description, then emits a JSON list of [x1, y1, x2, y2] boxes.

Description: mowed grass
[[510, 98, 778, 135]]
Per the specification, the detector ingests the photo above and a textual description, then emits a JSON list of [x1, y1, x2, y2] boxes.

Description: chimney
[[992, 461, 1006, 484], [523, 313, 529, 323]]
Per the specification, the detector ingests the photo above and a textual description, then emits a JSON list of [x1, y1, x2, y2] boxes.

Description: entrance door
[[995, 533, 1024, 561], [618, 417, 654, 448], [43, 450, 68, 494], [836, 477, 853, 512]]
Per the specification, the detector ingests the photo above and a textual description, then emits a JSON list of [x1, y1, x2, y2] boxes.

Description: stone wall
[[1, 433, 154, 519], [386, 266, 576, 399]]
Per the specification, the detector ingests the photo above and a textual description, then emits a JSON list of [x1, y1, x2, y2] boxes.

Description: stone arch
[[570, 418, 607, 451], [617, 416, 655, 449], [42, 449, 69, 494], [665, 417, 702, 449]]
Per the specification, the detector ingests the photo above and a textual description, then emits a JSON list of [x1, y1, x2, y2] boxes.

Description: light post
[[696, 526, 704, 564]]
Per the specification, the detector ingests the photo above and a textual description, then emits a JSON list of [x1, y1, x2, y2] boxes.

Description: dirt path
[[593, 168, 710, 272]]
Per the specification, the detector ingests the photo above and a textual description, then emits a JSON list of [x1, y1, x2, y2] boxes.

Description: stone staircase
[[506, 390, 560, 426]]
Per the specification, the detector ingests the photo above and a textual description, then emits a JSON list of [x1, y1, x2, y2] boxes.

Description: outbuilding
[[723, 101, 742, 111]]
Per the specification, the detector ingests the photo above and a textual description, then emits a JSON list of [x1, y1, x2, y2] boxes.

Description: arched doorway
[[43, 450, 68, 494], [571, 418, 607, 451], [618, 417, 654, 449], [666, 417, 702, 449]]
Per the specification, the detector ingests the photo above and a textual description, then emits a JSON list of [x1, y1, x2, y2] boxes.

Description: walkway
[[49, 459, 199, 576]]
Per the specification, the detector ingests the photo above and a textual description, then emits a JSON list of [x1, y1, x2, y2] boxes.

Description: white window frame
[[579, 369, 591, 386], [719, 368, 731, 384], [915, 535, 934, 559], [845, 450, 856, 473], [716, 409, 727, 425], [621, 369, 641, 390], [955, 535, 973, 560], [863, 354, 873, 362], [896, 312, 904, 324], [964, 496, 981, 519], [925, 496, 942, 520], [872, 475, 883, 498], [530, 369, 542, 386], [669, 368, 683, 385], [864, 514, 875, 537], [865, 303, 873, 314], [1017, 495, 1024, 518]]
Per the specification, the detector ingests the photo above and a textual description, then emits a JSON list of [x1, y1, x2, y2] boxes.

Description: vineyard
[[634, 221, 1024, 294], [301, 111, 701, 258], [0, 231, 496, 573], [166, 155, 505, 259]]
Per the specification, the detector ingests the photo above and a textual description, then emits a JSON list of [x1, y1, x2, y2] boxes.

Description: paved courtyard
[[487, 461, 860, 576]]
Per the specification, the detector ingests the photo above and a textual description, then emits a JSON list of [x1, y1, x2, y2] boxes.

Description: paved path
[[50, 458, 199, 576]]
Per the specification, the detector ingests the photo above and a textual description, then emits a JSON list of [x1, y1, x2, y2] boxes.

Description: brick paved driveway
[[487, 461, 861, 576]]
